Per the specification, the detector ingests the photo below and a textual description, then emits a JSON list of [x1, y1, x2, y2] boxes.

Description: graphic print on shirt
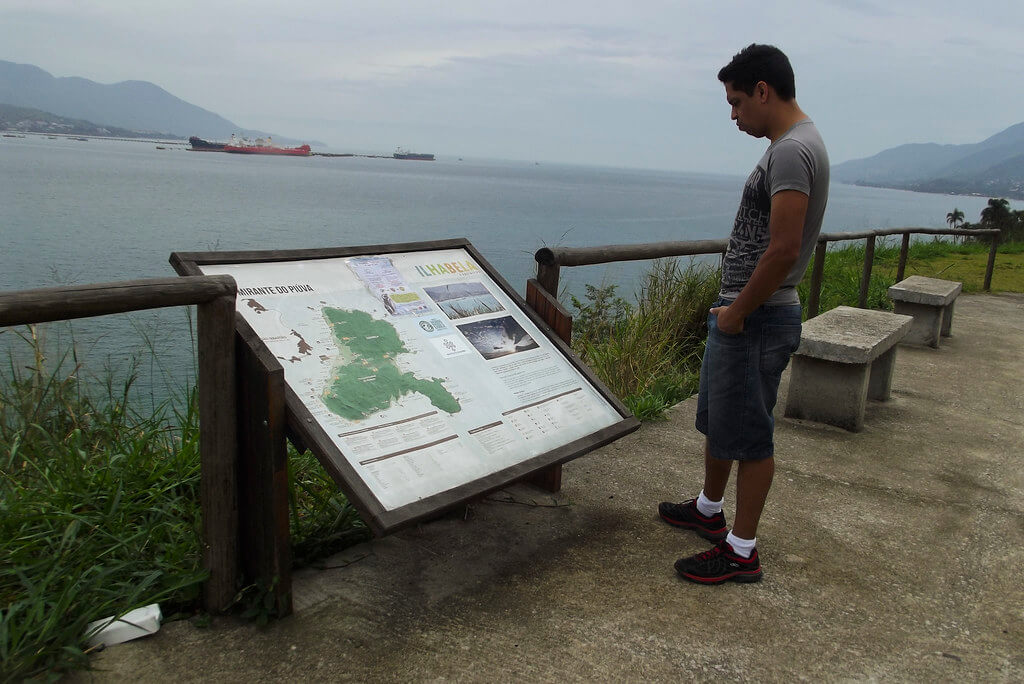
[[721, 164, 772, 294]]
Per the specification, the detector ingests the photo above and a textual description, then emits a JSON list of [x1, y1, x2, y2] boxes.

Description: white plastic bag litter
[[85, 603, 162, 649]]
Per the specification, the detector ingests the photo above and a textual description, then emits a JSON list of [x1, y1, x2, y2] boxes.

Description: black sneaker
[[658, 499, 728, 541], [674, 540, 763, 584]]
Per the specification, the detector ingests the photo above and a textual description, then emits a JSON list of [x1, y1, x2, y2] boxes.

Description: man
[[659, 44, 829, 584]]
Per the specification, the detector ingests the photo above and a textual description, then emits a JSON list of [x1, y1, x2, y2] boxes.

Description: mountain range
[[2, 58, 1021, 196], [831, 122, 1024, 200], [0, 59, 309, 144], [0, 103, 171, 139]]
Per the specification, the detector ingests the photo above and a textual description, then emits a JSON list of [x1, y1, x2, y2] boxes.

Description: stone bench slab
[[786, 306, 913, 431], [796, 306, 913, 365], [887, 275, 962, 306], [887, 276, 962, 347]]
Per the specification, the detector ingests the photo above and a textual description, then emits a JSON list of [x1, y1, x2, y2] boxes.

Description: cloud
[[2, 1, 1023, 172]]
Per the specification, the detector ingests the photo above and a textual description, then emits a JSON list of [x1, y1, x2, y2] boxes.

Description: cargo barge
[[394, 147, 434, 161]]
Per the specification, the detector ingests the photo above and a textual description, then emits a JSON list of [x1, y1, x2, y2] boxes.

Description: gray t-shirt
[[720, 119, 829, 305]]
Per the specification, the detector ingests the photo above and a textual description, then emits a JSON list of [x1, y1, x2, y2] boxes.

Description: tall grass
[[571, 239, 1024, 421], [0, 325, 368, 680], [1, 326, 206, 680], [288, 455, 369, 569], [796, 238, 1024, 314], [570, 259, 720, 420], [796, 242, 895, 314]]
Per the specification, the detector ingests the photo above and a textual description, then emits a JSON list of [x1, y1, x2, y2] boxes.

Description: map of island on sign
[[321, 307, 460, 420], [196, 247, 625, 516]]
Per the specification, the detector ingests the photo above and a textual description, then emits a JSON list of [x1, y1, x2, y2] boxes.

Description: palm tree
[[946, 208, 964, 229], [946, 208, 965, 243], [980, 198, 1011, 244], [980, 198, 1010, 225]]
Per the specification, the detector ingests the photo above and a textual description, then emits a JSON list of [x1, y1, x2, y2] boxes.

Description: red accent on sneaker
[[680, 568, 763, 584], [660, 515, 728, 534]]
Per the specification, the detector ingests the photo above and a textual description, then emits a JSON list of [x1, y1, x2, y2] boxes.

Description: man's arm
[[713, 189, 809, 333]]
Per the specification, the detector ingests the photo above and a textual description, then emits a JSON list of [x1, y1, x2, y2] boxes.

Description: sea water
[[1, 134, 1015, 404]]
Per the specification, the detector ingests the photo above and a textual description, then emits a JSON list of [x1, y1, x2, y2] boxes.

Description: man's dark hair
[[717, 44, 795, 100]]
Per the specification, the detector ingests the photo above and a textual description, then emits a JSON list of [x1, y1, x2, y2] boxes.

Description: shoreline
[[4, 129, 1019, 200], [847, 179, 1024, 202]]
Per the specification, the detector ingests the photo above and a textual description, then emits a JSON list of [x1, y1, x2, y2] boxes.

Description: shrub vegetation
[[572, 238, 1024, 422], [569, 259, 719, 420], [0, 328, 367, 681]]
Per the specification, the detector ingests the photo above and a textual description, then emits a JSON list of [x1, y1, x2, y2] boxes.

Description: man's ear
[[757, 81, 769, 102]]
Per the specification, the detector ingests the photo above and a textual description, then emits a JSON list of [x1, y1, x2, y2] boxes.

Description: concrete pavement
[[73, 293, 1024, 682]]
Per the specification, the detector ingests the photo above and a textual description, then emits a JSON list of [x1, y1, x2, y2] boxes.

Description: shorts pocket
[[760, 323, 802, 378], [711, 313, 746, 340]]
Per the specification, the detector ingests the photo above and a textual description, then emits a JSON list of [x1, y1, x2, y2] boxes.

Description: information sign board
[[172, 239, 639, 533]]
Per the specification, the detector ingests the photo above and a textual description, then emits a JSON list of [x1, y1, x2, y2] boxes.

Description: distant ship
[[188, 136, 227, 151], [222, 134, 311, 156], [394, 147, 434, 161]]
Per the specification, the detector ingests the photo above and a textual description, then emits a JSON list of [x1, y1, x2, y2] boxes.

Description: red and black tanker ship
[[189, 134, 311, 156], [222, 134, 311, 156]]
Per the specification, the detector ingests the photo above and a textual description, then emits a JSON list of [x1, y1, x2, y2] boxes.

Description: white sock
[[726, 531, 756, 558], [695, 490, 723, 517]]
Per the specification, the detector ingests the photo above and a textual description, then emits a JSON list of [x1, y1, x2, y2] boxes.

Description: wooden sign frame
[[171, 238, 639, 534]]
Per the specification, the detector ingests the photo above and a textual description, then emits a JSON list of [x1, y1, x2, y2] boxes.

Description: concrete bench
[[887, 276, 962, 348], [785, 306, 913, 432]]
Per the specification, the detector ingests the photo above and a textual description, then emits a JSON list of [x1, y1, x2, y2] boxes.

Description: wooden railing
[[535, 227, 1002, 319], [0, 275, 241, 612], [804, 228, 1001, 317]]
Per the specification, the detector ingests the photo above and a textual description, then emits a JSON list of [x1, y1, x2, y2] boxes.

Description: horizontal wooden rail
[[0, 275, 238, 326], [817, 227, 1000, 242], [534, 229, 1002, 269], [535, 239, 729, 268], [534, 227, 1004, 321]]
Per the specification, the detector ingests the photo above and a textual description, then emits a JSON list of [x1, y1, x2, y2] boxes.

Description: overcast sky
[[3, 1, 1022, 174]]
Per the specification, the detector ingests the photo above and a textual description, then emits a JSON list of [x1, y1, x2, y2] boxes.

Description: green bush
[[0, 326, 368, 680], [570, 259, 719, 421], [796, 242, 895, 314], [1, 330, 206, 680]]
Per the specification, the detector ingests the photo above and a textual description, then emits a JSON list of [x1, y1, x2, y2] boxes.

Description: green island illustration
[[320, 307, 460, 420]]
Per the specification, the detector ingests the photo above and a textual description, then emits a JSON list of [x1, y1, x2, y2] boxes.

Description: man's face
[[724, 82, 766, 138]]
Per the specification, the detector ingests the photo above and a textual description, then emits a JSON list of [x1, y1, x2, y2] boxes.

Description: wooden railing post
[[984, 233, 999, 291], [807, 241, 826, 319], [523, 279, 574, 492], [235, 324, 292, 616], [526, 278, 573, 346], [536, 262, 560, 300], [897, 233, 911, 282], [859, 235, 875, 308], [196, 293, 239, 613]]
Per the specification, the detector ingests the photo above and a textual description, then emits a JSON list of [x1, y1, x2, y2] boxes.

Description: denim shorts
[[695, 299, 803, 461]]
